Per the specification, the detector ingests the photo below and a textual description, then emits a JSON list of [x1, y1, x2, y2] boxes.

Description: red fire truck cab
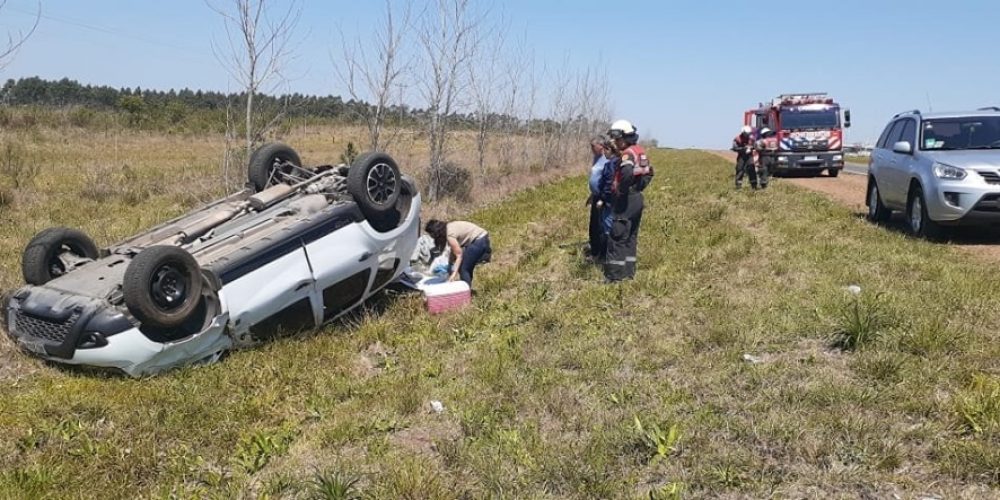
[[744, 93, 851, 177]]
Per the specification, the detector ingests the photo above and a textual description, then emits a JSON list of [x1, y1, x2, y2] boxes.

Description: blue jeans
[[459, 235, 492, 286]]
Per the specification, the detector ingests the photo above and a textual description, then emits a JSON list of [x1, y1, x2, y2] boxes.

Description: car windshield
[[921, 117, 1000, 150], [780, 107, 840, 130]]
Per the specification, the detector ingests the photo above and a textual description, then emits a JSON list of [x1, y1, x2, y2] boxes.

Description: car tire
[[248, 142, 302, 192], [907, 185, 944, 240], [123, 246, 205, 329], [866, 178, 891, 224], [347, 152, 402, 230], [22, 227, 100, 285], [829, 168, 840, 178]]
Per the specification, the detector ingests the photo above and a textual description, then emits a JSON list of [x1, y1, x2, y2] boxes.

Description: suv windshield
[[780, 107, 840, 130], [921, 116, 1000, 150]]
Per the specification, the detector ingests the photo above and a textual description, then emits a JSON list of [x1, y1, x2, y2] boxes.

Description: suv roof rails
[[893, 109, 921, 119], [977, 106, 1000, 112]]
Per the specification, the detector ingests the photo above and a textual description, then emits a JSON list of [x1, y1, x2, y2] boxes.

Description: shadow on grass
[[852, 212, 1000, 245]]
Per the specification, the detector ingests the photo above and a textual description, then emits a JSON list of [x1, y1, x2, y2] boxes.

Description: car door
[[223, 246, 317, 338], [303, 221, 380, 324], [896, 119, 921, 193], [871, 120, 901, 205], [880, 119, 912, 207], [888, 119, 918, 205]]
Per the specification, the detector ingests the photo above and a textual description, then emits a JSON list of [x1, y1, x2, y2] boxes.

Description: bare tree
[[495, 42, 527, 173], [543, 60, 574, 170], [579, 65, 612, 135], [467, 16, 504, 177], [519, 53, 541, 169], [336, 0, 412, 152], [415, 0, 486, 201], [0, 1, 40, 72], [207, 0, 301, 157]]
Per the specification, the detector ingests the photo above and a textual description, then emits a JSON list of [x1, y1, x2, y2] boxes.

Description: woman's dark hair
[[425, 219, 448, 250]]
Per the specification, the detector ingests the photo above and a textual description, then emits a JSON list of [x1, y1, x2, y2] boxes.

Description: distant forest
[[0, 76, 539, 131]]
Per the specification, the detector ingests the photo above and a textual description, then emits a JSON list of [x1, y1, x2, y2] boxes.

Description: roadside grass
[[846, 154, 870, 165], [1, 149, 999, 497]]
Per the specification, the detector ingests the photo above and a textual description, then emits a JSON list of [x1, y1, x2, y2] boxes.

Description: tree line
[[0, 76, 506, 128]]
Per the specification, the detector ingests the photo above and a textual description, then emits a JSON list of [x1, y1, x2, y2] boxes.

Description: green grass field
[[1, 149, 998, 498]]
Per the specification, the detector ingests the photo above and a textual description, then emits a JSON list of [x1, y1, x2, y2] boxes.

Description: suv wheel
[[866, 179, 891, 224], [248, 143, 302, 192], [22, 227, 100, 285], [123, 246, 206, 329], [907, 185, 944, 240], [347, 152, 402, 231]]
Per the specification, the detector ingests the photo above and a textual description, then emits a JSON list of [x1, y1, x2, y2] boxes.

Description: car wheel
[[907, 185, 944, 240], [866, 178, 891, 224], [829, 168, 840, 178], [248, 142, 302, 192], [22, 227, 100, 285], [123, 246, 205, 329], [347, 152, 402, 230]]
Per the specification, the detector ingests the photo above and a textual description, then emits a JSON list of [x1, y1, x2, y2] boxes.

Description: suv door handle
[[359, 252, 373, 262]]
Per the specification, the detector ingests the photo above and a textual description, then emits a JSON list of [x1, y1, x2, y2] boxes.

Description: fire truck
[[744, 93, 851, 177]]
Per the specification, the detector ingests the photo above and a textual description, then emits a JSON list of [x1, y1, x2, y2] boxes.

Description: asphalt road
[[844, 162, 868, 176]]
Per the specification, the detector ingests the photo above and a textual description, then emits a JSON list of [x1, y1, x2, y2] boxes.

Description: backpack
[[624, 144, 654, 191]]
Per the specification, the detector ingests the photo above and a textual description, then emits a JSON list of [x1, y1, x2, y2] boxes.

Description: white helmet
[[741, 125, 752, 135], [609, 119, 637, 139], [760, 127, 772, 136]]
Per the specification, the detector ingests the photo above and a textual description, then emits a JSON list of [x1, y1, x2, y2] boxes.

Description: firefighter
[[732, 125, 759, 189], [603, 119, 652, 282], [755, 127, 776, 189]]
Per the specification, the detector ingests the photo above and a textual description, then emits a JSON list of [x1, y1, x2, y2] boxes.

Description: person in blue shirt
[[587, 135, 611, 261]]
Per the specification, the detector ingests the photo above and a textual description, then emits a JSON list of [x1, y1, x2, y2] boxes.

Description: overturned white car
[[3, 143, 421, 376]]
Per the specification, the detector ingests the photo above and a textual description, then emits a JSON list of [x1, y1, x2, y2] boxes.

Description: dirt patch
[[353, 341, 393, 379], [390, 420, 461, 457], [783, 174, 867, 211], [708, 150, 1000, 264]]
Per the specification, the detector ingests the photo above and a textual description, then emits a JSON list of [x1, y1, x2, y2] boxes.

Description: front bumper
[[772, 152, 844, 171], [924, 180, 1000, 225], [5, 286, 231, 377]]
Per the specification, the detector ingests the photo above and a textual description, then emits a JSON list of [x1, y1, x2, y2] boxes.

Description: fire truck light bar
[[773, 93, 834, 106]]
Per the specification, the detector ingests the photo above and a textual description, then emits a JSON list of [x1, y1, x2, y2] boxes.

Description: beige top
[[447, 221, 487, 247]]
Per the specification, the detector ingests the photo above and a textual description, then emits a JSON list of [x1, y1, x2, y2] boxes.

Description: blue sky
[[1, 0, 998, 148]]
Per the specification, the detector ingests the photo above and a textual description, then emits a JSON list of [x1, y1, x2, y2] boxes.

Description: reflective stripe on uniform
[[625, 257, 637, 262], [606, 260, 626, 266]]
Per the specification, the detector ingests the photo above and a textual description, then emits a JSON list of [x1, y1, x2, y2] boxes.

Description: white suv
[[4, 143, 421, 376], [866, 108, 1000, 238]]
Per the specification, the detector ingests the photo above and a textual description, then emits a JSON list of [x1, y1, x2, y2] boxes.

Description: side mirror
[[844, 109, 852, 128], [892, 141, 912, 155]]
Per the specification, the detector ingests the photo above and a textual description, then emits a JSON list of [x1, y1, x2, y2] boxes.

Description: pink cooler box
[[424, 281, 472, 314]]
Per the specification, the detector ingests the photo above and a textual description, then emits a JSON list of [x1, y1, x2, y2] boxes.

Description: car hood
[[922, 150, 1000, 170]]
